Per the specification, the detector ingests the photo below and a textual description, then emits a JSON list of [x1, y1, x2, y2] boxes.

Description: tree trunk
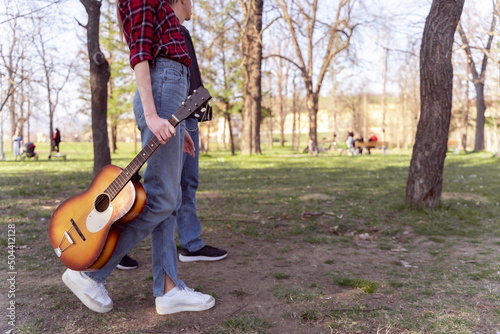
[[306, 89, 319, 151], [268, 116, 273, 149], [382, 47, 388, 142], [81, 0, 111, 175], [297, 104, 301, 153], [406, 0, 464, 209], [292, 75, 297, 150], [278, 64, 286, 147], [111, 121, 118, 153], [240, 0, 263, 155], [473, 81, 486, 150], [461, 65, 470, 151], [226, 112, 235, 155], [9, 76, 15, 138]]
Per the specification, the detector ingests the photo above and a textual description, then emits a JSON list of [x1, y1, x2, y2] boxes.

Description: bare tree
[[0, 13, 28, 138], [457, 0, 499, 151], [238, 0, 263, 155], [80, 0, 111, 175], [406, 0, 465, 209], [33, 19, 73, 143], [101, 0, 134, 153], [273, 0, 358, 151], [338, 90, 363, 135], [266, 37, 292, 147]]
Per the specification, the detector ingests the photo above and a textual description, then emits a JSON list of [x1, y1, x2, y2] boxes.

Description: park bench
[[356, 141, 388, 154], [447, 140, 459, 154]]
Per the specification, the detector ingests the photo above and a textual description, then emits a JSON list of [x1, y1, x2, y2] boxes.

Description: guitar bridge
[[54, 231, 74, 257]]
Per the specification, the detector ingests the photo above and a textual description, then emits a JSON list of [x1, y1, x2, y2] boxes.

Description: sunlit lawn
[[1, 140, 500, 333]]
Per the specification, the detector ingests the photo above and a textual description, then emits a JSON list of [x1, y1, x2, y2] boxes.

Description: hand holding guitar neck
[[145, 113, 176, 145]]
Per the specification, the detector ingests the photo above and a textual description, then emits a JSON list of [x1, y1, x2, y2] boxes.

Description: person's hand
[[145, 113, 175, 145], [183, 131, 195, 157]]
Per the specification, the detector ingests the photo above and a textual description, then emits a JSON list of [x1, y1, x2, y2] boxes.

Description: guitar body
[[48, 165, 146, 271]]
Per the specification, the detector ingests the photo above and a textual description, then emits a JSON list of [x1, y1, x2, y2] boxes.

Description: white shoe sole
[[62, 270, 113, 313], [116, 264, 138, 270], [178, 253, 228, 263], [156, 296, 215, 315]]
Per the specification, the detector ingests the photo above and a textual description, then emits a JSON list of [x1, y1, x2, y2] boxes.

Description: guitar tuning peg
[[193, 89, 197, 93], [194, 113, 200, 118], [201, 108, 206, 112], [187, 95, 191, 100], [195, 103, 198, 106], [182, 102, 185, 105]]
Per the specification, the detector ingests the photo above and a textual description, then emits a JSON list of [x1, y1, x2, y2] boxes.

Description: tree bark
[[81, 0, 111, 175], [461, 65, 470, 151], [240, 0, 263, 155], [406, 0, 464, 209]]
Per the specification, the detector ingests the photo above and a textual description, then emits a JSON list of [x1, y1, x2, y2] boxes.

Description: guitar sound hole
[[94, 193, 110, 213]]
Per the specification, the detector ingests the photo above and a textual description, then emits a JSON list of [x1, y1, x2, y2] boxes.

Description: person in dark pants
[[354, 134, 364, 155], [177, 25, 227, 262], [51, 128, 61, 157], [119, 23, 227, 269]]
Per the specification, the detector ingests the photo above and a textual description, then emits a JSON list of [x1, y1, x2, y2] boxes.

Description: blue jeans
[[177, 117, 205, 252], [87, 58, 189, 297]]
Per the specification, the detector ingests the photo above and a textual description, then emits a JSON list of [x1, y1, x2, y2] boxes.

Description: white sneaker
[[155, 286, 215, 315], [62, 268, 113, 313]]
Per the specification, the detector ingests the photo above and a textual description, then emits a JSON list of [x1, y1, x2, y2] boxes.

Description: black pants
[[51, 140, 59, 153]]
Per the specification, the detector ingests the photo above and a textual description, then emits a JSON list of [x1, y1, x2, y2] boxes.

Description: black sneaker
[[117, 254, 138, 270], [179, 245, 228, 263]]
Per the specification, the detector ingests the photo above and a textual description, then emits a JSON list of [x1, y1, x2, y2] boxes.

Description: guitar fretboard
[[104, 135, 161, 200]]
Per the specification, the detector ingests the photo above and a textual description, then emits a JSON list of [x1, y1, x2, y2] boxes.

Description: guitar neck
[[105, 116, 178, 201]]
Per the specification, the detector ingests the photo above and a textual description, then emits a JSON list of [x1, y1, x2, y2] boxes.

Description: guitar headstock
[[169, 87, 212, 127]]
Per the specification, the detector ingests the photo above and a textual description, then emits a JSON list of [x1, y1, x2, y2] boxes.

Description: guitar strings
[[62, 150, 148, 251], [63, 139, 149, 247]]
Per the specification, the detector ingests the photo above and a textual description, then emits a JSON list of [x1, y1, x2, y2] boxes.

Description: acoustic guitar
[[48, 87, 211, 271]]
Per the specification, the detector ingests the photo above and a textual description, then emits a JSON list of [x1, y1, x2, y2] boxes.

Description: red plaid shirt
[[118, 0, 191, 69]]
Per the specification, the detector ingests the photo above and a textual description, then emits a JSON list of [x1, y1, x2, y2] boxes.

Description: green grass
[[272, 271, 290, 279], [328, 274, 380, 293], [3, 142, 500, 332], [217, 313, 272, 333]]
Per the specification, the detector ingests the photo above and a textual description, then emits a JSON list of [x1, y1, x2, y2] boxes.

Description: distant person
[[307, 138, 315, 155], [367, 132, 378, 155], [12, 130, 23, 160], [354, 134, 364, 155], [51, 128, 61, 157], [346, 128, 355, 156], [347, 127, 354, 138]]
